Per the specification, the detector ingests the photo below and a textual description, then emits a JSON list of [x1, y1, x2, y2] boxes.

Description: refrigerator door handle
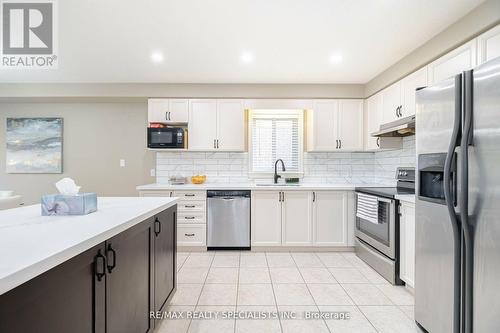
[[443, 74, 463, 333], [461, 69, 474, 333]]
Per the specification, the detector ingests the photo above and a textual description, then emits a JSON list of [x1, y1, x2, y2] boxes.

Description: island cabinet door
[[154, 206, 177, 312], [105, 218, 154, 333], [0, 243, 106, 333]]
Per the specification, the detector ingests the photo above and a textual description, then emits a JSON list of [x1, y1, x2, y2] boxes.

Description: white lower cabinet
[[139, 190, 207, 247], [312, 191, 348, 246], [399, 201, 415, 288], [251, 191, 282, 246], [282, 191, 313, 246], [252, 190, 351, 247], [178, 225, 206, 246]]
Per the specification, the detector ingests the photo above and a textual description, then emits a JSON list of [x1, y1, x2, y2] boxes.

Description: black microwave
[[148, 127, 185, 148]]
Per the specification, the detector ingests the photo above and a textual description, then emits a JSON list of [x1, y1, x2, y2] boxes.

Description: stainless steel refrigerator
[[415, 56, 500, 333]]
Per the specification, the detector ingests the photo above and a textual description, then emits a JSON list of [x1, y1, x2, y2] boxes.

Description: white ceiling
[[0, 0, 485, 83]]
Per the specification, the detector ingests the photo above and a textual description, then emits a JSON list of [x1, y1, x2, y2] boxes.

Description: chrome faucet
[[274, 159, 286, 184]]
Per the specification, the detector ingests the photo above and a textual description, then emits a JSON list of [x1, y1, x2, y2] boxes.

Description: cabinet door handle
[[278, 192, 282, 202], [313, 192, 316, 202], [336, 139, 339, 149], [185, 194, 195, 197], [106, 244, 117, 274], [94, 250, 106, 281], [185, 233, 195, 237], [185, 205, 196, 208], [396, 107, 399, 118], [339, 140, 342, 149], [399, 106, 403, 117], [184, 216, 196, 220], [154, 217, 161, 236], [376, 137, 380, 147], [213, 139, 216, 149], [282, 192, 285, 202], [216, 139, 219, 149], [165, 111, 169, 120]]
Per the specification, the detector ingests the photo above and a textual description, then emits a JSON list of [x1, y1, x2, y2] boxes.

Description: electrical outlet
[[120, 159, 126, 167], [150, 169, 156, 177]]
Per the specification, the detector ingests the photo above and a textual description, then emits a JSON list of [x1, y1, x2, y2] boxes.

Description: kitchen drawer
[[178, 201, 206, 212], [178, 211, 205, 224], [177, 224, 206, 246], [172, 191, 207, 201], [139, 191, 172, 197]]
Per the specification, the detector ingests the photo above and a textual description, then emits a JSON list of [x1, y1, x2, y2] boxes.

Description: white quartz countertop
[[395, 194, 416, 204], [137, 182, 391, 191], [0, 197, 178, 295]]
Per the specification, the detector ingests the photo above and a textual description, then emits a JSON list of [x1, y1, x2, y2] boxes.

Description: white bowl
[[0, 190, 14, 198]]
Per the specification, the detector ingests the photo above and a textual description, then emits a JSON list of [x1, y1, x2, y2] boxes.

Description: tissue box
[[41, 193, 97, 216]]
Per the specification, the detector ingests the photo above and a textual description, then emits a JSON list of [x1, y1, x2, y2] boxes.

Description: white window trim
[[247, 109, 305, 179]]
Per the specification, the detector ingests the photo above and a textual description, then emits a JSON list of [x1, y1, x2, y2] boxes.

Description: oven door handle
[[374, 197, 393, 204]]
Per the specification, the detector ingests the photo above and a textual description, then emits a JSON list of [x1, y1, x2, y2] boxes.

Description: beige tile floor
[[157, 251, 424, 333]]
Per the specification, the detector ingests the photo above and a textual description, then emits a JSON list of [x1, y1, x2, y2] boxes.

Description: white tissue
[[55, 178, 81, 196]]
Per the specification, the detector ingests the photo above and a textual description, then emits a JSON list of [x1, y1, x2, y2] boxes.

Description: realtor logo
[[1, 0, 58, 68]]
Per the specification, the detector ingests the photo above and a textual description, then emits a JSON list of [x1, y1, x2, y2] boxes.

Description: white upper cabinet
[[364, 94, 382, 150], [307, 100, 338, 151], [188, 99, 246, 151], [188, 99, 218, 150], [381, 81, 402, 124], [337, 99, 363, 151], [251, 191, 282, 247], [312, 191, 348, 246], [378, 65, 427, 126], [428, 39, 477, 84], [282, 191, 313, 246], [148, 99, 189, 123], [477, 24, 500, 65], [364, 93, 403, 151], [401, 66, 428, 118], [168, 99, 189, 123], [216, 100, 246, 151], [307, 99, 363, 152]]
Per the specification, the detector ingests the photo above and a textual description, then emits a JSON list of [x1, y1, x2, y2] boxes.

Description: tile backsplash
[[156, 136, 416, 185], [373, 136, 416, 185]]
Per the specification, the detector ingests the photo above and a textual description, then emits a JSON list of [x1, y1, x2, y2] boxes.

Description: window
[[249, 110, 304, 175]]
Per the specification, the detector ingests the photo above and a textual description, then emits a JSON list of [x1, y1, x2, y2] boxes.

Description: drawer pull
[[185, 233, 195, 237], [185, 194, 195, 197], [185, 205, 196, 208], [184, 216, 195, 220]]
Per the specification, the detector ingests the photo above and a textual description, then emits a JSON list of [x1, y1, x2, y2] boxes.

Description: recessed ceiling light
[[240, 52, 255, 64], [151, 51, 164, 64], [329, 52, 343, 65]]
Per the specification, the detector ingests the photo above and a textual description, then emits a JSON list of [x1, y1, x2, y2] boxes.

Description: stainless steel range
[[354, 167, 415, 285]]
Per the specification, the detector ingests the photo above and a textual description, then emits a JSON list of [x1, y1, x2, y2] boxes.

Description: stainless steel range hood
[[372, 115, 415, 137]]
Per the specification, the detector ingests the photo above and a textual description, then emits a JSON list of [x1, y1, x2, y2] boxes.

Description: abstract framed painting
[[6, 118, 63, 174]]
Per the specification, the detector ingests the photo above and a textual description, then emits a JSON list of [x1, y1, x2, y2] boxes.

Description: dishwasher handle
[[207, 190, 251, 198], [209, 196, 245, 201]]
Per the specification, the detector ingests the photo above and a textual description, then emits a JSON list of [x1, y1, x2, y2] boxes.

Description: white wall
[[0, 102, 155, 205]]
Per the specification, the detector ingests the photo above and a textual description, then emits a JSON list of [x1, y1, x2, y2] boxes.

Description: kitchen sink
[[255, 183, 300, 186]]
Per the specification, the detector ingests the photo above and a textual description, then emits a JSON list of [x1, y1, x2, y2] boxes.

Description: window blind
[[251, 115, 300, 173]]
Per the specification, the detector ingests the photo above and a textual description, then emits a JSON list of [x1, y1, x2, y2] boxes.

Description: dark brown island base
[[0, 205, 177, 333]]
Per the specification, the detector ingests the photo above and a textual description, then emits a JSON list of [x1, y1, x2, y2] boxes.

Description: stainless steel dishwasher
[[207, 190, 251, 249]]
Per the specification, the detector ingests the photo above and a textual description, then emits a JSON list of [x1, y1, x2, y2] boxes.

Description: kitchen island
[[0, 197, 178, 333]]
